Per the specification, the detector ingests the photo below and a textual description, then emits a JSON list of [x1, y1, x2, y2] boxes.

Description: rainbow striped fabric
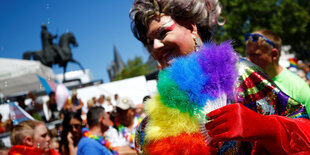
[[135, 42, 308, 154], [289, 58, 298, 69]]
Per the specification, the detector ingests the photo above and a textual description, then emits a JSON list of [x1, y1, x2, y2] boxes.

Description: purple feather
[[198, 41, 238, 98]]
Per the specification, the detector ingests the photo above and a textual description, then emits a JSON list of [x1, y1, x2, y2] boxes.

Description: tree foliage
[[113, 56, 150, 81], [214, 0, 310, 61]]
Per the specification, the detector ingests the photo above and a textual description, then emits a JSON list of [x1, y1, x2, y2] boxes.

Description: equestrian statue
[[23, 25, 85, 82]]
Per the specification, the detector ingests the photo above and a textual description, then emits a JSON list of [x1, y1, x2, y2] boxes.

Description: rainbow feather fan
[[144, 41, 238, 154]]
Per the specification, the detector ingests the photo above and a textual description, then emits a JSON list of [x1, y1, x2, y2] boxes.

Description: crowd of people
[[296, 61, 310, 86], [1, 0, 310, 154], [0, 91, 148, 155]]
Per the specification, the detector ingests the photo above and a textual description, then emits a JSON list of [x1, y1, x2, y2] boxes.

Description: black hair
[[87, 107, 105, 128], [49, 91, 55, 97], [59, 112, 82, 154]]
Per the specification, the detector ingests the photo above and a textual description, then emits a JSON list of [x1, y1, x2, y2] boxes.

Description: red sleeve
[[50, 149, 61, 155], [254, 116, 310, 155]]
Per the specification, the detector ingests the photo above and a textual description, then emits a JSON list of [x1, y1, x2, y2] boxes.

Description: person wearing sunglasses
[[245, 29, 310, 117], [60, 112, 83, 155]]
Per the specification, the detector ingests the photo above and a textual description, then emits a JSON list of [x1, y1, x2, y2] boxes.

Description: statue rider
[[41, 24, 58, 66]]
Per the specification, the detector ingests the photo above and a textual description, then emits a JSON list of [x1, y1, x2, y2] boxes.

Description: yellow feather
[[145, 94, 200, 141]]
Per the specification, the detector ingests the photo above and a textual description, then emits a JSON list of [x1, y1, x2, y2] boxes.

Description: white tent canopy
[[0, 58, 55, 97], [76, 76, 157, 106]]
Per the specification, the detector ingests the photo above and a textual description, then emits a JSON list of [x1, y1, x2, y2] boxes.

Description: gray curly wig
[[130, 0, 223, 45]]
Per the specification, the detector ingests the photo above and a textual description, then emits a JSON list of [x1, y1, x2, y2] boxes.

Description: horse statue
[[23, 32, 85, 82]]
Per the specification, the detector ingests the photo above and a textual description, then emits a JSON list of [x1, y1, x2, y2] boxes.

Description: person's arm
[[205, 103, 310, 154], [46, 101, 51, 121], [77, 99, 84, 110], [117, 146, 136, 155]]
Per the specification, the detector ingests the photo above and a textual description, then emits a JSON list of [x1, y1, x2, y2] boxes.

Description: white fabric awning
[[0, 58, 55, 97], [76, 76, 157, 106]]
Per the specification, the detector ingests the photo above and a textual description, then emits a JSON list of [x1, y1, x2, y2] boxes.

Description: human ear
[[180, 19, 197, 34], [130, 109, 137, 115], [188, 23, 199, 37], [99, 115, 104, 123], [23, 136, 33, 146], [271, 48, 279, 61]]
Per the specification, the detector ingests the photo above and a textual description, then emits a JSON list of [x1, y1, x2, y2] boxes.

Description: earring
[[194, 36, 203, 52]]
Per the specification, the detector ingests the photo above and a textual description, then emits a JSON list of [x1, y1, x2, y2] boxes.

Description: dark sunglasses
[[69, 124, 82, 130], [244, 33, 275, 48]]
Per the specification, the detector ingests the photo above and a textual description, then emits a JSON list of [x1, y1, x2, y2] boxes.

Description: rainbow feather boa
[[144, 41, 238, 154]]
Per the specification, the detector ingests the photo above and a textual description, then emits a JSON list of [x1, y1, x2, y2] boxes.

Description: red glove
[[205, 103, 277, 141], [205, 103, 310, 154]]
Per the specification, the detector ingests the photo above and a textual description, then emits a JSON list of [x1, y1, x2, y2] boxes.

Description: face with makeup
[[146, 15, 199, 68]]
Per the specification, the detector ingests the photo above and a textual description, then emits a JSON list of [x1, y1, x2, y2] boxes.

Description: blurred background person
[[86, 99, 95, 113], [49, 128, 60, 152], [92, 97, 99, 106], [98, 95, 106, 107], [77, 107, 115, 155], [298, 61, 310, 82], [102, 96, 114, 114], [69, 90, 84, 116], [0, 142, 9, 155], [9, 120, 60, 155], [47, 92, 59, 121], [16, 95, 27, 110], [26, 91, 46, 122], [0, 114, 5, 134], [107, 97, 137, 154], [49, 137, 60, 153], [135, 104, 146, 119], [106, 96, 113, 107], [60, 112, 82, 155], [136, 95, 150, 119], [111, 94, 119, 106], [245, 29, 310, 115]]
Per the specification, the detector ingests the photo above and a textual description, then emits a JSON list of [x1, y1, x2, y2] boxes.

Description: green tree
[[213, 0, 310, 61], [113, 56, 150, 81]]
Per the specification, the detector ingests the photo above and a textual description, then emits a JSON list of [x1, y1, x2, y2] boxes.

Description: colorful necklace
[[115, 117, 141, 148], [82, 128, 118, 155]]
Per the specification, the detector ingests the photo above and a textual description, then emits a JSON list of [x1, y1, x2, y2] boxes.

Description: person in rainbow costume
[[130, 0, 310, 154]]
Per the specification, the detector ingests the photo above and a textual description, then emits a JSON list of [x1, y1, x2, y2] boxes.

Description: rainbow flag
[[9, 102, 34, 125], [289, 58, 298, 69]]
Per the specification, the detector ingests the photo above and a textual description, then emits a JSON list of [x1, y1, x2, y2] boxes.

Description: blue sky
[[0, 0, 150, 82]]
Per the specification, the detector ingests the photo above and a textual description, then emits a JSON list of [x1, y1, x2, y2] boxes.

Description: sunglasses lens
[[244, 34, 250, 41], [70, 124, 81, 130], [252, 34, 259, 42]]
